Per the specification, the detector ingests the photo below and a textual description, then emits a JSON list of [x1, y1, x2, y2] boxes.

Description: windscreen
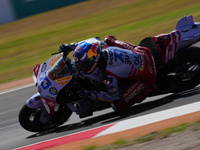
[[48, 56, 70, 80]]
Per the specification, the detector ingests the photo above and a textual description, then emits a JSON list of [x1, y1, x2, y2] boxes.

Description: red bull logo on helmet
[[87, 43, 98, 58]]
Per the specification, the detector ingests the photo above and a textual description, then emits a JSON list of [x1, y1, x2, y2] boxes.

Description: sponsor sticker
[[29, 99, 33, 106], [49, 53, 62, 67], [34, 96, 41, 101], [81, 53, 87, 61], [56, 76, 72, 83], [48, 101, 55, 108], [41, 62, 47, 72], [49, 87, 57, 95], [139, 54, 144, 71], [46, 94, 56, 100], [124, 83, 145, 103], [87, 43, 98, 58], [58, 80, 70, 86], [41, 77, 52, 90], [108, 50, 114, 65]]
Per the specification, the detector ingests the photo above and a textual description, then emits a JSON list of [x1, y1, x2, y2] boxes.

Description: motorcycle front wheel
[[19, 104, 72, 132]]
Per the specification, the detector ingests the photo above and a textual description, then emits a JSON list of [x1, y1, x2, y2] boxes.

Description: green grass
[[134, 123, 189, 143], [192, 120, 200, 131], [113, 139, 129, 146], [1, 0, 200, 84], [82, 144, 97, 150], [82, 139, 131, 150]]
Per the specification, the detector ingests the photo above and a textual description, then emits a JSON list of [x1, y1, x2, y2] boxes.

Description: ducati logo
[[124, 82, 145, 103]]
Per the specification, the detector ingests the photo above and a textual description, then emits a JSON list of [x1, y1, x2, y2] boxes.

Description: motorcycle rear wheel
[[19, 104, 72, 132], [172, 46, 200, 93]]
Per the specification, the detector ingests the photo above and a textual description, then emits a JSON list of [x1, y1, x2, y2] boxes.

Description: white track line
[[93, 101, 200, 138], [0, 83, 35, 95]]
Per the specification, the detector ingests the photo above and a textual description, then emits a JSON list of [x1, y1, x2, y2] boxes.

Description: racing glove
[[58, 42, 78, 55]]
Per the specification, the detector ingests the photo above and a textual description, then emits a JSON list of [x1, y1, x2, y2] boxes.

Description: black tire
[[172, 46, 200, 93], [19, 104, 72, 132]]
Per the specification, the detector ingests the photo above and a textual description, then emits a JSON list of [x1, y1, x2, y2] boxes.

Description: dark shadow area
[[26, 86, 200, 139]]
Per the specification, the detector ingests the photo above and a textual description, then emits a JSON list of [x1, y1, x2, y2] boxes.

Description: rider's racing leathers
[[99, 36, 157, 111], [68, 36, 156, 111]]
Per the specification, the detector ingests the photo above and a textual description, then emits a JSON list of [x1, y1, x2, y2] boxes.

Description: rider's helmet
[[73, 38, 101, 74]]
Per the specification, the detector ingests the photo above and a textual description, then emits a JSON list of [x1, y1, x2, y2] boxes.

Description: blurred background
[[0, 0, 200, 84]]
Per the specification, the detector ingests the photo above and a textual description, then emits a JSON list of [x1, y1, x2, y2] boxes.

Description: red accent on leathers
[[104, 35, 137, 50]]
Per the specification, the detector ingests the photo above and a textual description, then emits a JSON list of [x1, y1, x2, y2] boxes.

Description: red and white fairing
[[153, 15, 200, 66]]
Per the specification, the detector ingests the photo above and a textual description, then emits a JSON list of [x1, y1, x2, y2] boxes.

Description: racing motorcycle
[[19, 15, 200, 132]]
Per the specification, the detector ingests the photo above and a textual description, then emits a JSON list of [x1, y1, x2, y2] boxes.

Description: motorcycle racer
[[19, 15, 200, 132], [59, 36, 157, 112]]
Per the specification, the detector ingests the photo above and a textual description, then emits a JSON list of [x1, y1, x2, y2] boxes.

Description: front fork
[[26, 92, 52, 124]]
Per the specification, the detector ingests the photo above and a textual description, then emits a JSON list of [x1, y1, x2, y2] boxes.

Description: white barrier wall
[[0, 0, 16, 24]]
